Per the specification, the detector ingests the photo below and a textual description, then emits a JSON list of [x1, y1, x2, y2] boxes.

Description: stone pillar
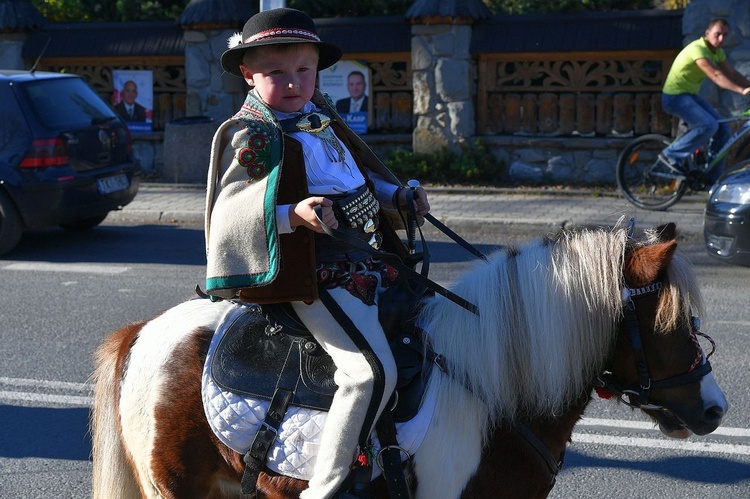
[[183, 28, 247, 123], [0, 34, 25, 69], [411, 23, 475, 153]]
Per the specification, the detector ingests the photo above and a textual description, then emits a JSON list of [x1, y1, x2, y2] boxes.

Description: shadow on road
[[0, 404, 91, 461], [3, 224, 206, 266], [562, 448, 750, 485]]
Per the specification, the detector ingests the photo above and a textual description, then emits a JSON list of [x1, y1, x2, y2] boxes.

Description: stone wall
[[485, 0, 750, 186]]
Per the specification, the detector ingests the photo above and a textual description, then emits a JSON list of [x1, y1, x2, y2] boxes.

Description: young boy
[[204, 8, 429, 499]]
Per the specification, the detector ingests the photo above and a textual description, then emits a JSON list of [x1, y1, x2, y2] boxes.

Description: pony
[[90, 222, 728, 498]]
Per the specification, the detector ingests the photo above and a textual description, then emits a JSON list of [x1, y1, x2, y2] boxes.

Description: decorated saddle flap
[[209, 303, 429, 421]]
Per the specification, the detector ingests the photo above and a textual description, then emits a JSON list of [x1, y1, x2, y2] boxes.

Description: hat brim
[[221, 39, 342, 77]]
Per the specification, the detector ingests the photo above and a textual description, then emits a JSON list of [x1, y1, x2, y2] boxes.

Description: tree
[[287, 0, 415, 17], [31, 0, 187, 22]]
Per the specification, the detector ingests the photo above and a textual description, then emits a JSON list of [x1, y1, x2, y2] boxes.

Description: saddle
[[210, 301, 430, 423]]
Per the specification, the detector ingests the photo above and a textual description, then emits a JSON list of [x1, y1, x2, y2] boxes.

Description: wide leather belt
[[332, 185, 380, 232]]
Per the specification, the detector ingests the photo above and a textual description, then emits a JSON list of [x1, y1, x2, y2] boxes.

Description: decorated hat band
[[246, 28, 321, 44]]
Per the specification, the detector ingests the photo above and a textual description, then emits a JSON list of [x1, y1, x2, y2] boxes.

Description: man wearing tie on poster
[[336, 71, 368, 114], [114, 80, 147, 122]]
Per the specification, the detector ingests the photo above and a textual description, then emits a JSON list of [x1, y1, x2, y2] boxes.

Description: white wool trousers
[[293, 286, 397, 499]]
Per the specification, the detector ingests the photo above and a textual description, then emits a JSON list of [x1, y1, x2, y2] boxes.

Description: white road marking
[[572, 433, 750, 456], [578, 417, 750, 438], [3, 262, 129, 274], [2, 378, 748, 457]]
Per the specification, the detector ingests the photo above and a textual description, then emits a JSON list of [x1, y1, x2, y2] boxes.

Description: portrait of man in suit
[[335, 71, 368, 114], [114, 80, 147, 122]]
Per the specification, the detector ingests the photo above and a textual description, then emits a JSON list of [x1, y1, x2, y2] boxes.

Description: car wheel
[[0, 191, 23, 256], [59, 213, 108, 232]]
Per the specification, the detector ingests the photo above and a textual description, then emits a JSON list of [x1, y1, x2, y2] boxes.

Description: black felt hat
[[221, 8, 342, 77]]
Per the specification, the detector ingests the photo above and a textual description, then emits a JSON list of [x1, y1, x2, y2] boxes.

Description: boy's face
[[240, 44, 319, 113]]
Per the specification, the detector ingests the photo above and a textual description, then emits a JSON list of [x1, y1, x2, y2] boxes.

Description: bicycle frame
[[705, 114, 750, 171]]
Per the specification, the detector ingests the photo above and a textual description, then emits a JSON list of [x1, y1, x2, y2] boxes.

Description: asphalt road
[[0, 218, 748, 498]]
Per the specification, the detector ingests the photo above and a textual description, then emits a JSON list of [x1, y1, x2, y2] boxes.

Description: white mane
[[420, 225, 630, 433]]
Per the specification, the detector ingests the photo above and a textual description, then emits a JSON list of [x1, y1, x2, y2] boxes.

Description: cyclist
[[660, 18, 750, 184]]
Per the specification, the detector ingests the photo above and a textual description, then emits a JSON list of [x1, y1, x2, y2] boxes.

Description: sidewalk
[[109, 183, 708, 237]]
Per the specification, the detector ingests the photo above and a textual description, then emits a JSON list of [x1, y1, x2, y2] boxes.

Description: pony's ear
[[655, 222, 677, 242], [624, 240, 678, 286]]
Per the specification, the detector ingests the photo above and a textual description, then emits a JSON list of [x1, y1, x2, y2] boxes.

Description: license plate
[[97, 174, 129, 194]]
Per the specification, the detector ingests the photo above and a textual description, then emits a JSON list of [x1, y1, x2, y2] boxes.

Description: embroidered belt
[[332, 185, 380, 232]]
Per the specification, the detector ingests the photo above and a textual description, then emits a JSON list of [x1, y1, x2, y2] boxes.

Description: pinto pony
[[91, 223, 727, 498]]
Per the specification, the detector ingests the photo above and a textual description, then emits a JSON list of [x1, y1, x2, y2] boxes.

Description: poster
[[319, 60, 370, 134], [112, 70, 153, 133]]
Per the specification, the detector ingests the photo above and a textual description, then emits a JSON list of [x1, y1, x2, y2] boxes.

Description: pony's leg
[[91, 322, 145, 499]]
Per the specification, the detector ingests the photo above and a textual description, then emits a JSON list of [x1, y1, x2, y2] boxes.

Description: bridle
[[516, 279, 717, 491], [594, 280, 717, 411]]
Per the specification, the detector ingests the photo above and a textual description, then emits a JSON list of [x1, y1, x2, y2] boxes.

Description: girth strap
[[375, 410, 412, 498], [240, 342, 299, 494]]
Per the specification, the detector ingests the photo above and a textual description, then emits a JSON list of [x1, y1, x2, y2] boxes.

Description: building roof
[[20, 10, 682, 60], [316, 16, 411, 54], [472, 9, 683, 54], [22, 22, 185, 59], [0, 0, 45, 32]]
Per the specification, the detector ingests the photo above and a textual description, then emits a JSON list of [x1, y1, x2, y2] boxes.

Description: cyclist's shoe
[[687, 170, 711, 191], [657, 153, 685, 173]]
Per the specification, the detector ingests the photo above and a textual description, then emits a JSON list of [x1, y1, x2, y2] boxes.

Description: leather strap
[[425, 213, 488, 261], [375, 411, 412, 498], [512, 423, 563, 490], [313, 206, 479, 316], [240, 342, 299, 494]]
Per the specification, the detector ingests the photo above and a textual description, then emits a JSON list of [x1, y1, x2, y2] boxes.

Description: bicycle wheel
[[616, 134, 688, 210]]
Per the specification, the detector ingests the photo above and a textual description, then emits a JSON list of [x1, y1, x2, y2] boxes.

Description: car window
[[0, 86, 32, 167], [22, 77, 118, 129]]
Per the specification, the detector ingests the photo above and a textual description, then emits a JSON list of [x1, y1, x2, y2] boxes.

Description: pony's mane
[[419, 223, 702, 436]]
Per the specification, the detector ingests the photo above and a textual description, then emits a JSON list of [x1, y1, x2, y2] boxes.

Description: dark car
[[704, 160, 750, 266], [0, 70, 140, 256]]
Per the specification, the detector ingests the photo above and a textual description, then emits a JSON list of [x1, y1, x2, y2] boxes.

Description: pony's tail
[[90, 324, 143, 499]]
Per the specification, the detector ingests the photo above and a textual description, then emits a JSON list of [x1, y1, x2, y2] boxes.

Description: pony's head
[[421, 221, 727, 441], [601, 222, 727, 438]]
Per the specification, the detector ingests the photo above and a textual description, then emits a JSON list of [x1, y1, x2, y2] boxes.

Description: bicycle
[[616, 110, 750, 210]]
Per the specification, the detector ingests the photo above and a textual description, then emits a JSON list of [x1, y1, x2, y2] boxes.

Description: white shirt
[[349, 96, 365, 113], [268, 100, 396, 233]]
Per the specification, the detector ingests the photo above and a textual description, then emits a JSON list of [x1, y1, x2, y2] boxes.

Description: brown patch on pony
[[149, 326, 245, 497], [624, 240, 677, 287]]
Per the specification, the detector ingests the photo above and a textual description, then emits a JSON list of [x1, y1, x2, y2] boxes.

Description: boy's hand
[[290, 197, 338, 233], [398, 186, 430, 215]]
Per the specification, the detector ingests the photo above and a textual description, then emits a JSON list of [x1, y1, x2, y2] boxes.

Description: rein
[[313, 205, 482, 315]]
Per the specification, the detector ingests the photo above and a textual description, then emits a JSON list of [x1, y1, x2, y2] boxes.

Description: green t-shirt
[[663, 37, 727, 95]]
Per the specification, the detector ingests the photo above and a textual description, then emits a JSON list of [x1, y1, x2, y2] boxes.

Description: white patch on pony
[[119, 299, 234, 494], [410, 383, 486, 499], [201, 303, 437, 481]]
